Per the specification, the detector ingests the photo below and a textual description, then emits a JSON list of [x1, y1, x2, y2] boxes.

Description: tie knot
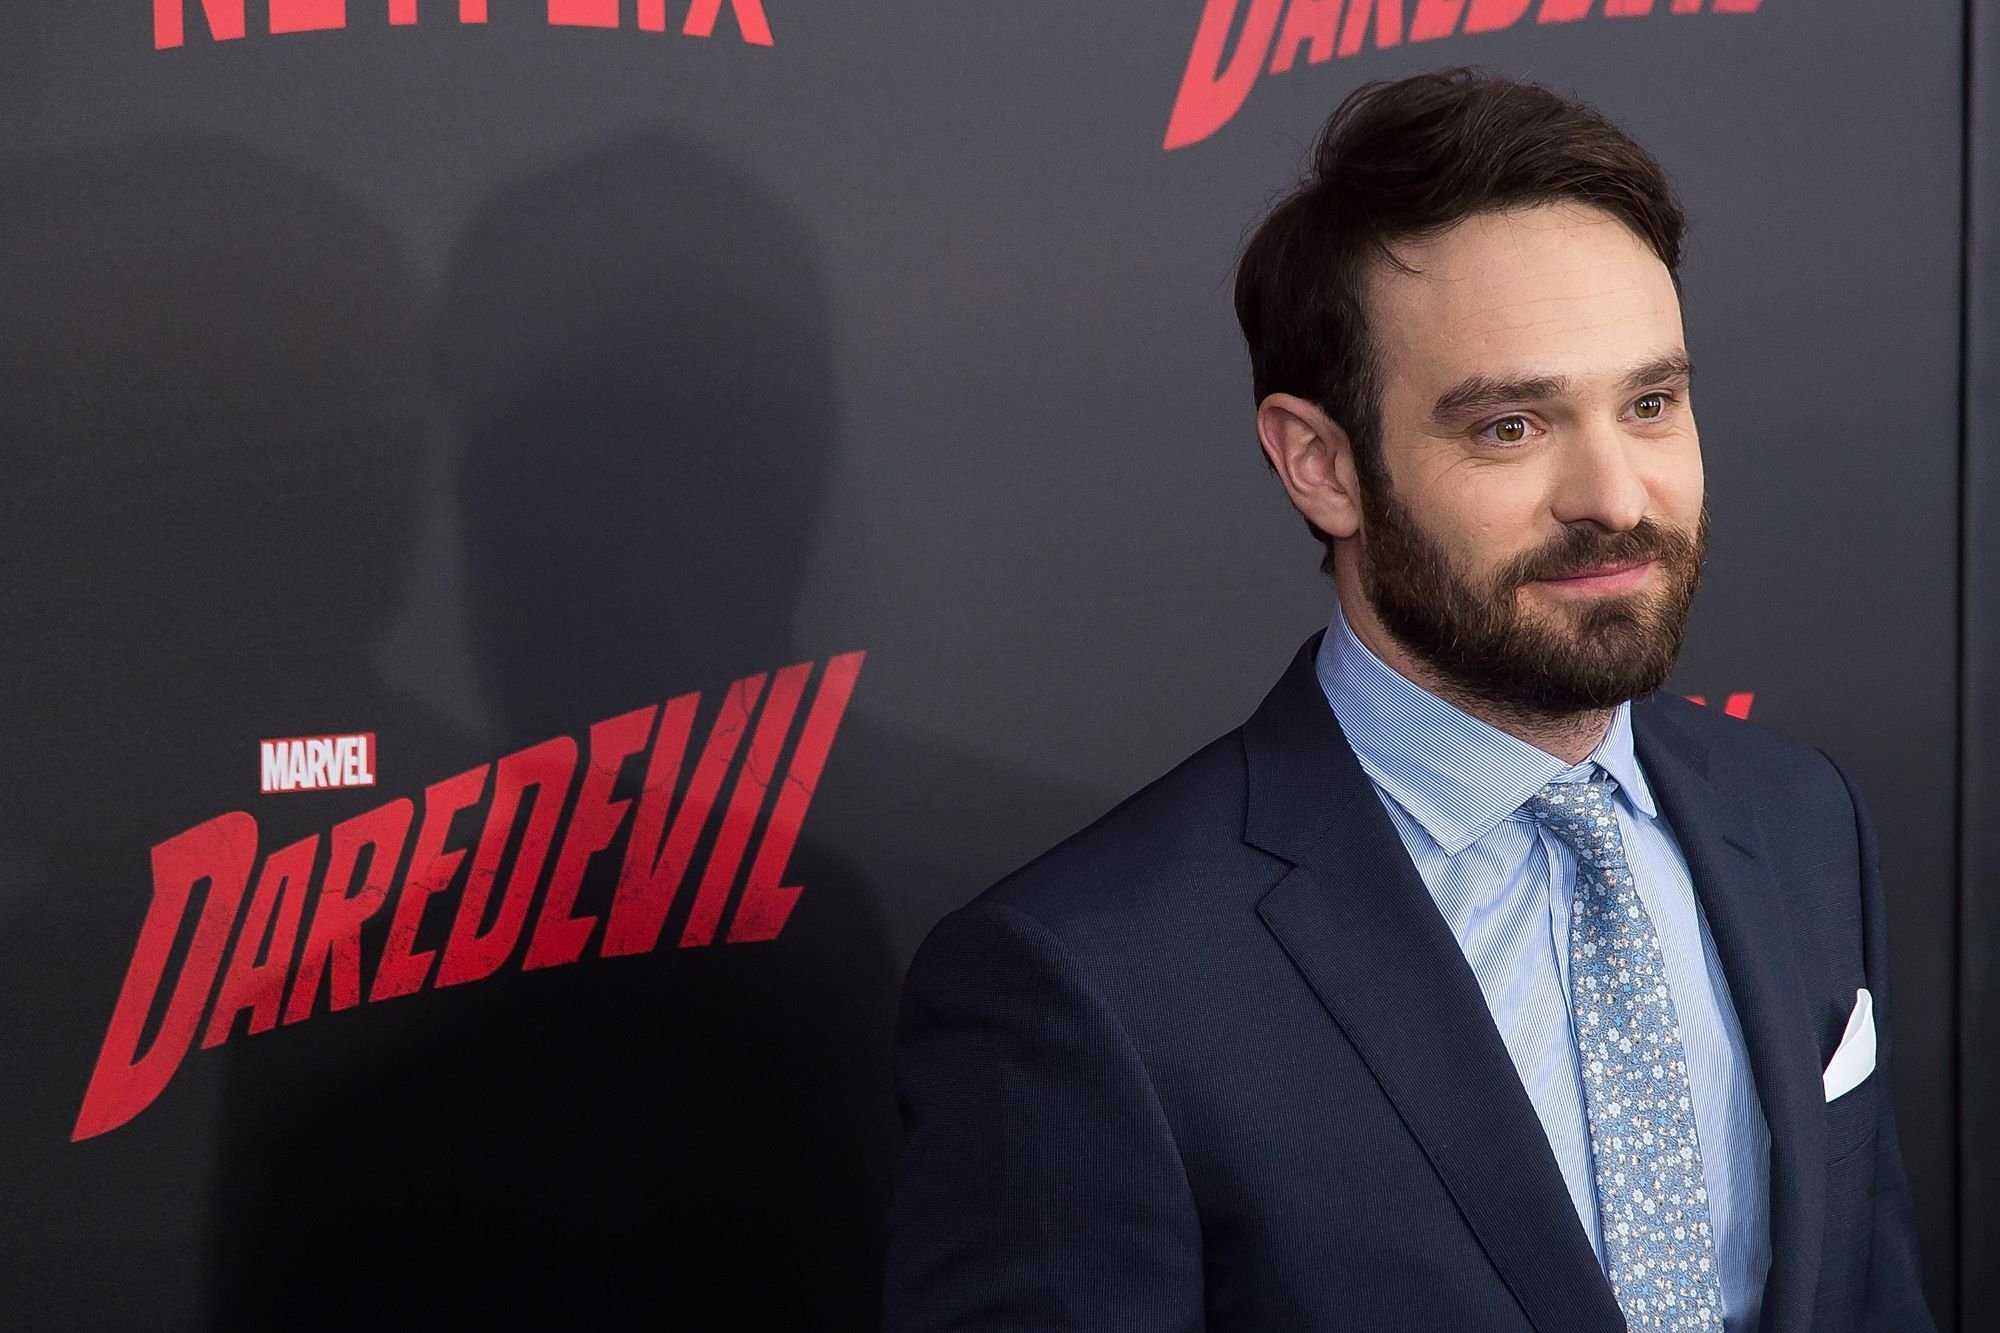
[[1523, 776, 1626, 869]]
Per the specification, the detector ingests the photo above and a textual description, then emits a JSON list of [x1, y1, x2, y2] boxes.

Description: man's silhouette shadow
[[1, 130, 1117, 1332], [211, 130, 1112, 1331]]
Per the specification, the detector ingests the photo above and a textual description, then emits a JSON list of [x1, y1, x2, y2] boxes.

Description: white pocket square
[[1822, 987, 1876, 1102]]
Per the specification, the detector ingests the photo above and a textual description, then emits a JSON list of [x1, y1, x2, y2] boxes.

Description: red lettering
[[1409, 0, 1466, 40], [522, 707, 656, 969], [370, 765, 490, 1001], [1339, 0, 1404, 55], [1538, 0, 1592, 20], [1163, 0, 1285, 151], [1724, 691, 1755, 720], [71, 813, 259, 1141], [1465, 0, 1531, 31], [548, 0, 619, 26], [155, 0, 247, 48], [682, 664, 812, 947], [596, 693, 698, 955], [1270, 0, 1338, 75], [729, 652, 865, 944], [639, 0, 666, 30], [682, 0, 773, 44], [282, 799, 414, 1023], [270, 0, 347, 35], [434, 738, 577, 987], [77, 654, 875, 1139], [1712, 0, 1761, 10], [600, 678, 766, 957], [202, 834, 319, 1047]]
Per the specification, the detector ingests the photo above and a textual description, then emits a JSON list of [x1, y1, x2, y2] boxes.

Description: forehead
[[1366, 204, 1684, 391]]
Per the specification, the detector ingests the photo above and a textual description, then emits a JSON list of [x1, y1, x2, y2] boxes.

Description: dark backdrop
[[1962, 0, 1998, 1325], [0, 2, 1984, 1328]]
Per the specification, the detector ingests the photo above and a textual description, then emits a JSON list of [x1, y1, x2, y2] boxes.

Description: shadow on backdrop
[[216, 132, 901, 1331], [1, 129, 1119, 1332]]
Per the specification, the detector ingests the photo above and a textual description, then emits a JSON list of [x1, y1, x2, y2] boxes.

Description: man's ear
[[1255, 393, 1363, 541]]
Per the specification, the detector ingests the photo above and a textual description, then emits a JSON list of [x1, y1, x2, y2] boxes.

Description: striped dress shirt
[[1314, 599, 1772, 1331]]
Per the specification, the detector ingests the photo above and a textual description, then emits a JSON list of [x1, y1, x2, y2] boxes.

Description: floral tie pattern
[[1525, 777, 1726, 1332]]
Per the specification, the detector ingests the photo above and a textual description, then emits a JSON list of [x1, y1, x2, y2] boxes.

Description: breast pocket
[[1815, 1074, 1882, 1326], [1823, 1069, 1880, 1167]]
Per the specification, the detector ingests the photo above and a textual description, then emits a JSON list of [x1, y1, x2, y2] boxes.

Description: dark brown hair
[[1234, 68, 1685, 551]]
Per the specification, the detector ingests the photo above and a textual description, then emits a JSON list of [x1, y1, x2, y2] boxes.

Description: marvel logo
[[260, 734, 377, 794]]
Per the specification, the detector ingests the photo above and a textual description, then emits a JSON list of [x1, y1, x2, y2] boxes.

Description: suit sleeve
[[1820, 750, 1940, 1333], [881, 900, 1205, 1332]]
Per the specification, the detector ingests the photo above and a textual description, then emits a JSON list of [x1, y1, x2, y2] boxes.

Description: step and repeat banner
[[0, 2, 1977, 1327]]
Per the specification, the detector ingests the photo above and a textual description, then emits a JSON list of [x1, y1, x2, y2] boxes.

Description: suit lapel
[[1246, 637, 1624, 1333], [1631, 697, 1826, 1333]]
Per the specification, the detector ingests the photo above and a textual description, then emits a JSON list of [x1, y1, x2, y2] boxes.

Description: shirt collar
[[1314, 598, 1658, 855]]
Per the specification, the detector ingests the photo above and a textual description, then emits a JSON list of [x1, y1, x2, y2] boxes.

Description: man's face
[[1352, 203, 1707, 717]]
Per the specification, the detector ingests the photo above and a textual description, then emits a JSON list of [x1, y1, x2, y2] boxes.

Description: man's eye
[[1490, 416, 1530, 444], [1634, 393, 1667, 420]]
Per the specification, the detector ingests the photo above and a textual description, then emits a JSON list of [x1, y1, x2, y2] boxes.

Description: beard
[[1355, 475, 1708, 719]]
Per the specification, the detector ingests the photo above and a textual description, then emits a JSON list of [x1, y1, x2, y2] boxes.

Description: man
[[882, 69, 1934, 1332]]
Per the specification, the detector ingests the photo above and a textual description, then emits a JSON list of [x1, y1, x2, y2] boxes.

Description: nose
[[1549, 419, 1650, 534]]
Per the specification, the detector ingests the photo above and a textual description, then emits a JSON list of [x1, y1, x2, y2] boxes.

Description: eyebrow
[[1426, 350, 1696, 424]]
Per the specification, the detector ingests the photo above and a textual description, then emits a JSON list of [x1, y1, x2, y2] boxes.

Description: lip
[[1533, 559, 1656, 594]]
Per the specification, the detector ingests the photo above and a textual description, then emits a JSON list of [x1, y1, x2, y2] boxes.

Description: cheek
[[1419, 504, 1546, 596], [1647, 441, 1705, 521], [1396, 450, 1555, 571], [1435, 476, 1545, 556]]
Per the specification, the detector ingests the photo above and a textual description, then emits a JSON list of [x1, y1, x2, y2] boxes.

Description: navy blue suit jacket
[[883, 635, 1935, 1331]]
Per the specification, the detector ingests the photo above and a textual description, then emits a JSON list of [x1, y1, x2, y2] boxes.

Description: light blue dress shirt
[[1315, 599, 1772, 1331]]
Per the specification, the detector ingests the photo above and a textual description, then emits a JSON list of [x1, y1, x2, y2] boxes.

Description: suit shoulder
[[961, 728, 1271, 933], [1639, 692, 1859, 826], [1644, 690, 1829, 767]]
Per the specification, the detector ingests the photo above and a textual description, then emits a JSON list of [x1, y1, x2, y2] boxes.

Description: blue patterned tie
[[1525, 776, 1726, 1332]]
